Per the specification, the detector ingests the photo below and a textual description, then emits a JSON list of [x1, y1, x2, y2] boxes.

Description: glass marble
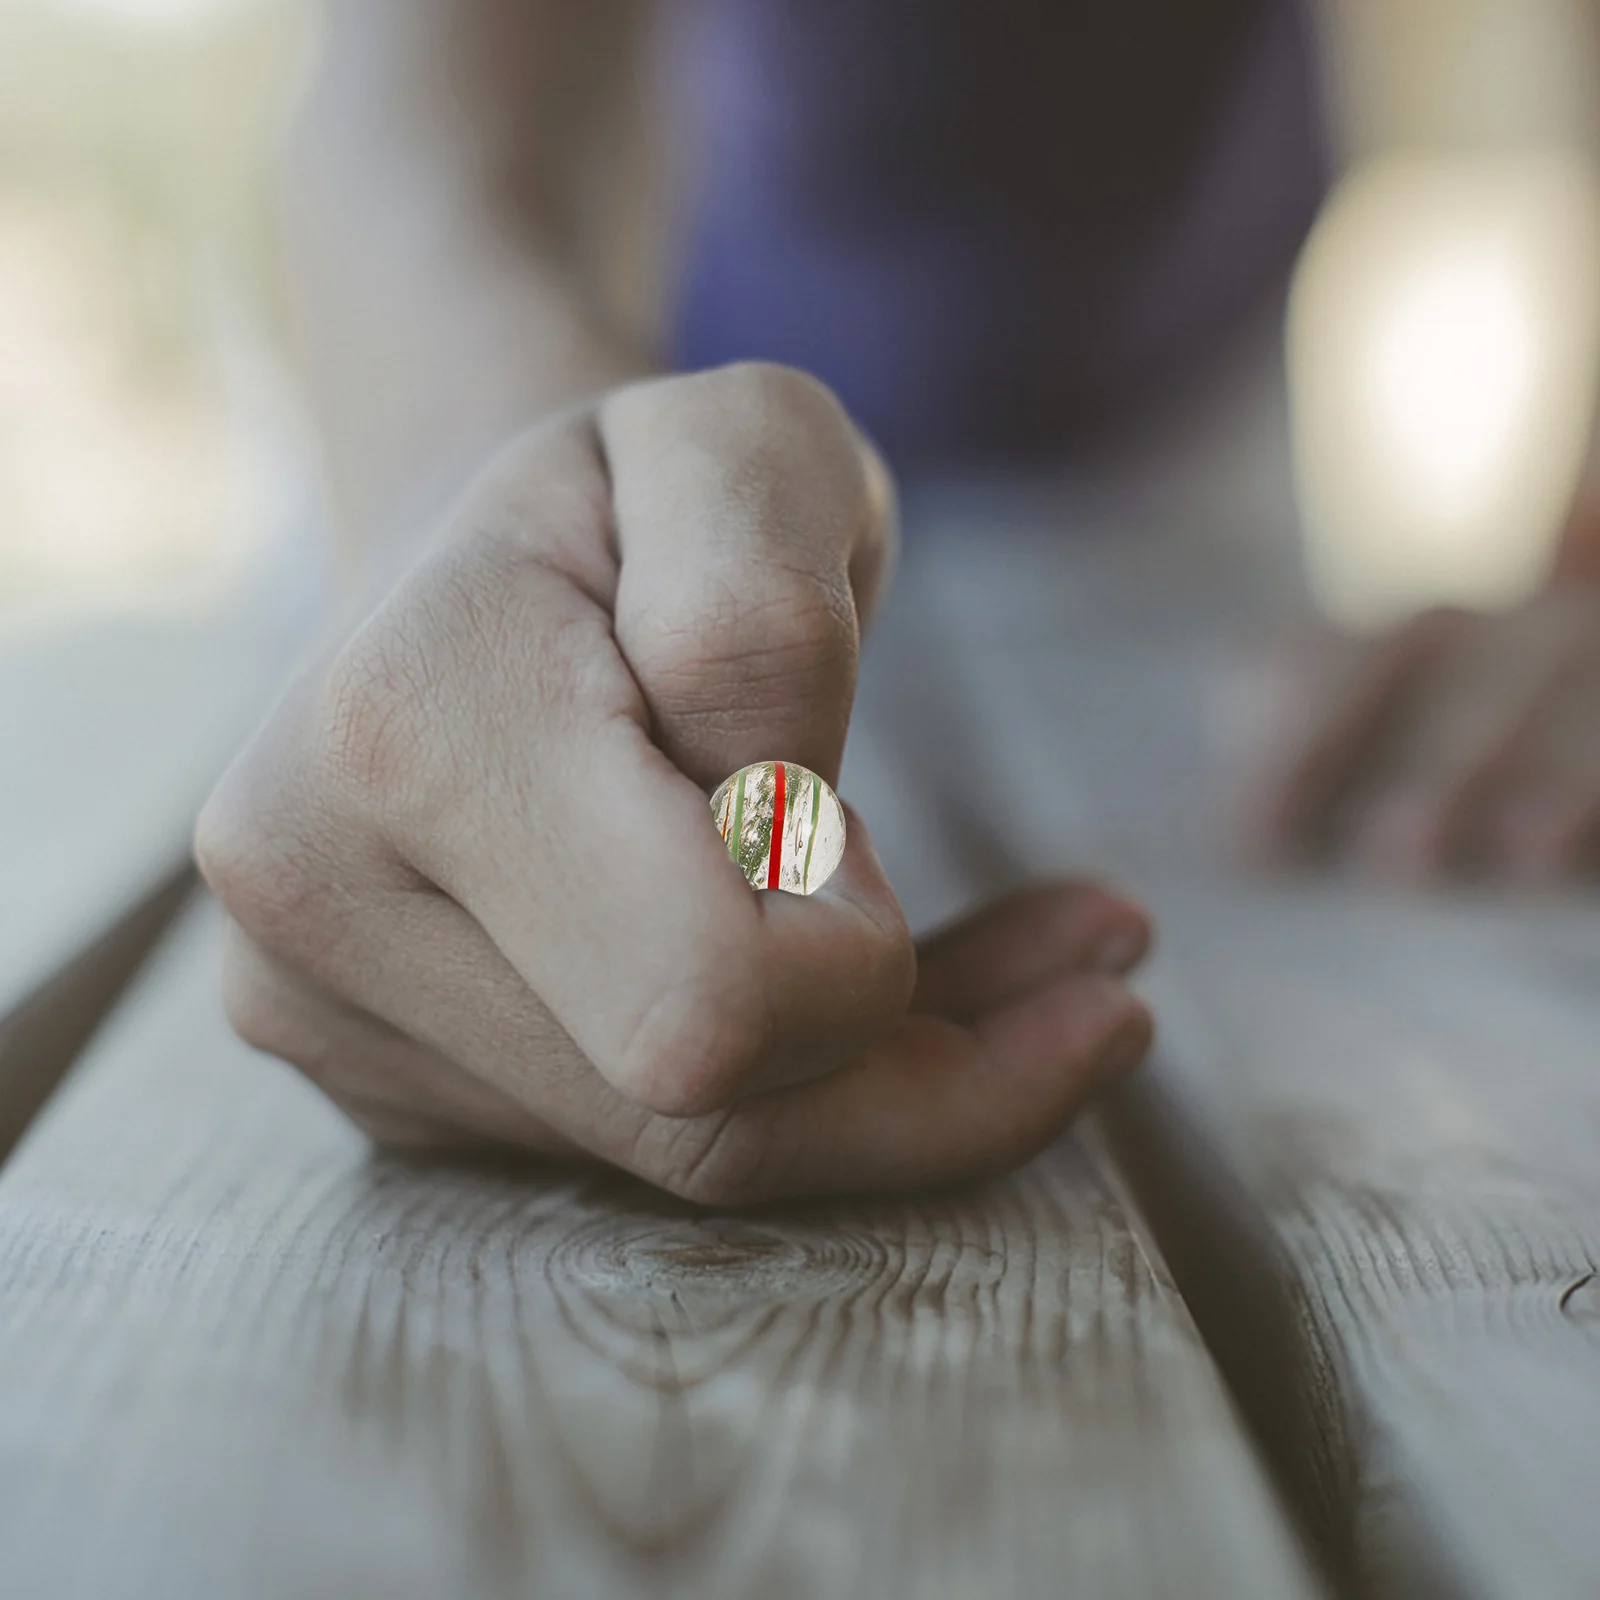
[[711, 761, 846, 895]]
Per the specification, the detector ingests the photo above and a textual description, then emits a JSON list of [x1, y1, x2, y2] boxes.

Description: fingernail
[[1090, 927, 1145, 976]]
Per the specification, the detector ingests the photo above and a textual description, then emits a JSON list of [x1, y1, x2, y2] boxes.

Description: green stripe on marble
[[801, 771, 820, 892]]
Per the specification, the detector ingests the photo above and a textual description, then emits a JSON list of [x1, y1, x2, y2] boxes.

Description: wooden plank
[[0, 615, 289, 1014], [861, 508, 1600, 1600], [0, 901, 1323, 1600], [1121, 887, 1600, 1600], [0, 611, 295, 1142], [0, 869, 192, 1163]]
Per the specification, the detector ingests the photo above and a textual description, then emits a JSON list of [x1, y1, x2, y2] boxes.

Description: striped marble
[[711, 762, 845, 895]]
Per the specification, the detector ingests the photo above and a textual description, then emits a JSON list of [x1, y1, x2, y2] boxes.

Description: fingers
[[1251, 612, 1457, 862], [217, 918, 583, 1156], [218, 882, 1151, 1206], [208, 787, 913, 1146], [913, 880, 1152, 1023], [1555, 484, 1600, 582], [1470, 628, 1600, 881], [1490, 786, 1600, 880], [685, 971, 1154, 1203], [601, 362, 894, 788], [1341, 596, 1599, 880], [1249, 591, 1600, 884]]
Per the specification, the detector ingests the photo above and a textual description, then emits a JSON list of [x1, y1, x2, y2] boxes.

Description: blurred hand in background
[[1255, 5, 1600, 886], [1250, 520, 1600, 884]]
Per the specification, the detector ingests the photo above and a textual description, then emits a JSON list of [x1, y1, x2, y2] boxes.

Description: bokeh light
[[1288, 150, 1600, 627]]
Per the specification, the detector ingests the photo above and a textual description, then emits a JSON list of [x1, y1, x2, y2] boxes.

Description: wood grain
[[860, 508, 1600, 1600], [14, 350, 1596, 1600], [0, 902, 1322, 1600], [1131, 888, 1600, 1600]]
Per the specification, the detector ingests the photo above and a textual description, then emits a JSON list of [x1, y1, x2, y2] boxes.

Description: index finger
[[603, 362, 896, 790]]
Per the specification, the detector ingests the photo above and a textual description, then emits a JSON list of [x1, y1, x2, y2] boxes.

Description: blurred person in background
[[195, 0, 1600, 1194]]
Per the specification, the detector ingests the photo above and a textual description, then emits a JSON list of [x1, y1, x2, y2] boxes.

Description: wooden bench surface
[[0, 903, 1318, 1599], [1137, 885, 1600, 1600], [856, 511, 1600, 1600], [0, 614, 286, 1017], [0, 612, 293, 1160], [3, 425, 1598, 1596]]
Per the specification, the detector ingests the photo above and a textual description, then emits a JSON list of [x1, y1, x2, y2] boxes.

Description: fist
[[197, 364, 1153, 1203]]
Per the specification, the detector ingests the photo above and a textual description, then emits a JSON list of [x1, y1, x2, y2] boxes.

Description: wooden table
[[4, 422, 1598, 1597]]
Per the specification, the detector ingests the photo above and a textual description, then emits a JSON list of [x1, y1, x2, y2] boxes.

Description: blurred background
[[0, 0, 314, 639], [6, 0, 1600, 638]]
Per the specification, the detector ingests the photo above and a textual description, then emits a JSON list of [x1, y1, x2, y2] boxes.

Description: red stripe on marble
[[765, 762, 786, 889]]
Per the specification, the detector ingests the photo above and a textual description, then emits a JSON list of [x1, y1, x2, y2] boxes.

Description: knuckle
[[217, 929, 452, 1152], [217, 934, 311, 1068], [193, 786, 250, 910], [709, 363, 874, 514], [200, 588, 460, 956], [195, 767, 331, 958], [636, 575, 857, 713], [704, 360, 852, 435], [872, 924, 920, 1020], [609, 974, 774, 1119], [653, 361, 873, 516], [217, 932, 388, 1119], [318, 621, 440, 809]]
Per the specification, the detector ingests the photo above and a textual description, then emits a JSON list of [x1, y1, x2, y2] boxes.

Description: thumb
[[599, 362, 895, 791]]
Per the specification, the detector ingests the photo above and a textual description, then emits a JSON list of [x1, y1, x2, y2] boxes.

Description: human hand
[[1248, 584, 1600, 884], [197, 364, 1153, 1203]]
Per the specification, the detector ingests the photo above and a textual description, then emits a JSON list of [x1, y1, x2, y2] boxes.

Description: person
[[195, 0, 1600, 1202]]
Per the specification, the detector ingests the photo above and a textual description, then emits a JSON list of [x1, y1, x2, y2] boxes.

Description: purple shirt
[[670, 0, 1327, 468]]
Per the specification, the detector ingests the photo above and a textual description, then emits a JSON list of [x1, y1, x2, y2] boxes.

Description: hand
[[197, 364, 1154, 1203], [1249, 585, 1600, 883]]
